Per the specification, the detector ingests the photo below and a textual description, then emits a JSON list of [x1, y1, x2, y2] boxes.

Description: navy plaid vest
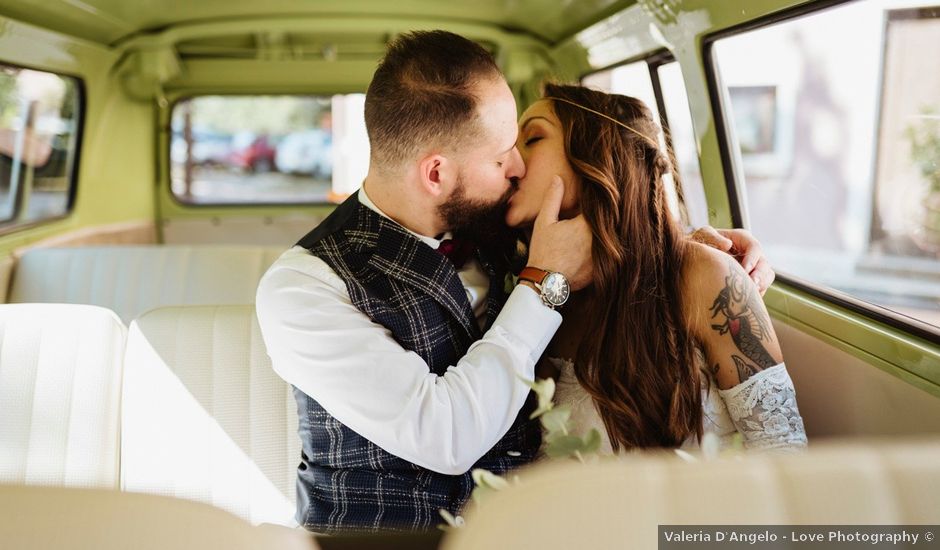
[[292, 194, 540, 534]]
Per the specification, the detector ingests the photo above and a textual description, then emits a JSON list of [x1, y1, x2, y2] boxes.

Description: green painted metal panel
[[0, 14, 156, 255], [766, 283, 940, 398], [0, 0, 635, 47]]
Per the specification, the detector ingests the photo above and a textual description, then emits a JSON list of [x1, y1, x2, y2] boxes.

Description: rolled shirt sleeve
[[256, 247, 561, 475]]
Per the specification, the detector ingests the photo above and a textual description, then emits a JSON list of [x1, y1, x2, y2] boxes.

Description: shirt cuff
[[490, 284, 562, 361]]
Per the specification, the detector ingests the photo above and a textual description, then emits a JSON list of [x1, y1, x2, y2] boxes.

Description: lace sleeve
[[716, 363, 807, 452]]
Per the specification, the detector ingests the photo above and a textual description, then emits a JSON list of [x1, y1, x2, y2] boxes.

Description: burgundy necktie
[[436, 238, 475, 269]]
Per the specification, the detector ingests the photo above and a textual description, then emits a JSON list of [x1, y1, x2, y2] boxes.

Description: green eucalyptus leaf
[[674, 448, 697, 462], [580, 428, 602, 454], [524, 377, 556, 419], [518, 374, 538, 390], [539, 406, 571, 433], [543, 434, 588, 459], [471, 468, 509, 491], [518, 375, 555, 399], [438, 508, 464, 529]]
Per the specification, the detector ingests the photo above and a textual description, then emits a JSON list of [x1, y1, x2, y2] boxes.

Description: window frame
[[580, 50, 699, 228], [869, 6, 940, 252], [581, 49, 675, 147], [702, 0, 940, 346], [0, 60, 85, 236], [164, 93, 344, 209]]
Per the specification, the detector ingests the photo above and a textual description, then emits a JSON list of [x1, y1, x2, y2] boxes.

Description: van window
[[710, 2, 940, 332], [0, 64, 81, 227], [169, 94, 368, 205], [656, 61, 709, 229], [583, 59, 706, 228]]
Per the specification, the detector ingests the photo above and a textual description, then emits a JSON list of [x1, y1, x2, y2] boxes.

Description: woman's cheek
[[506, 209, 530, 228], [562, 185, 579, 215], [505, 194, 537, 227], [504, 201, 523, 227]]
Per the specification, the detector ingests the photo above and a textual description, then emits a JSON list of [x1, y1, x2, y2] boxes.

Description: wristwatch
[[518, 266, 570, 309]]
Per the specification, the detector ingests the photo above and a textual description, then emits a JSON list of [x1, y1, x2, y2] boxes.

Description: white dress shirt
[[256, 188, 562, 475]]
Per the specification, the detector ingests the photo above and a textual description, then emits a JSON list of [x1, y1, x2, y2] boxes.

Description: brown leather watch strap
[[518, 266, 549, 285]]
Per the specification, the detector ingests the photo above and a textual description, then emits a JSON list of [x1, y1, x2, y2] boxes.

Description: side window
[[710, 2, 940, 333], [0, 64, 81, 228], [656, 62, 709, 229], [583, 58, 708, 228], [169, 94, 368, 205]]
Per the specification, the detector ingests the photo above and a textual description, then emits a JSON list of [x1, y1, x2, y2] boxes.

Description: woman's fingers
[[691, 225, 733, 252], [750, 257, 775, 295], [534, 176, 564, 230]]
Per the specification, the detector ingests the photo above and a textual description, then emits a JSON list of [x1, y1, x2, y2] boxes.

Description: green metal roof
[[0, 0, 635, 48]]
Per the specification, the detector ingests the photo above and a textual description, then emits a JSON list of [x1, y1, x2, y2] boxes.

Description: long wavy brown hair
[[544, 83, 702, 450]]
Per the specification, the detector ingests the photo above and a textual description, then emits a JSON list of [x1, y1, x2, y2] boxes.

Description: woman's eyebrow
[[520, 115, 555, 131]]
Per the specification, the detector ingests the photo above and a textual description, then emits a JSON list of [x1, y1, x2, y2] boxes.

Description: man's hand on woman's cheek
[[690, 226, 776, 295]]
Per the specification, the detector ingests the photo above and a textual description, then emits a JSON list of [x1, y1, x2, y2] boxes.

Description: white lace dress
[[543, 353, 807, 455]]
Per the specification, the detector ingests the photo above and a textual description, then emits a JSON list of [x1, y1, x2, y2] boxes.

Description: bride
[[505, 83, 807, 453]]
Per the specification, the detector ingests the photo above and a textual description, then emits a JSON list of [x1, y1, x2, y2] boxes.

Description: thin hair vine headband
[[543, 95, 660, 150]]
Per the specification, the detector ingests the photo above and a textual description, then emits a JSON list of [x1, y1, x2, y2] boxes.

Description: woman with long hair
[[506, 83, 806, 452]]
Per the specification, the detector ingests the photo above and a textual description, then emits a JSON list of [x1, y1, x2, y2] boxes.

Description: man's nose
[[507, 146, 526, 179]]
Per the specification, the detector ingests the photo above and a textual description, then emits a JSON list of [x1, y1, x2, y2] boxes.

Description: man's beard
[[437, 175, 514, 244]]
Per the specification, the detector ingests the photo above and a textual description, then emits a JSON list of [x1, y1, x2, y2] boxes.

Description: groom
[[257, 30, 772, 534]]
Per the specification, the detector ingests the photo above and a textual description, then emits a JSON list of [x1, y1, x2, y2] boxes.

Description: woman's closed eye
[[524, 136, 543, 146]]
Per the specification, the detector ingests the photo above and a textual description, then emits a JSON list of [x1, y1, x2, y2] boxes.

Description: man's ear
[[417, 153, 457, 198]]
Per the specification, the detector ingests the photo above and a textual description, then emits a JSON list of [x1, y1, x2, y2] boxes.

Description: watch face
[[542, 272, 570, 307]]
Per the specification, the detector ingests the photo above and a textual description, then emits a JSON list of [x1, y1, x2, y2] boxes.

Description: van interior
[[0, 0, 937, 547]]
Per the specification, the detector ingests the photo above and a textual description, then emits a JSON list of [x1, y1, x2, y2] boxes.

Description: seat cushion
[[444, 437, 940, 549], [0, 303, 125, 488], [9, 245, 284, 323], [0, 485, 316, 550], [121, 304, 299, 526]]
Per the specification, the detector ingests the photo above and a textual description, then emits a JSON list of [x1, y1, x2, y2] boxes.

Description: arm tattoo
[[731, 355, 760, 383], [709, 260, 778, 370]]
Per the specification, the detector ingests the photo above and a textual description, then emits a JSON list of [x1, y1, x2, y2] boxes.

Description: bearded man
[[257, 30, 592, 534]]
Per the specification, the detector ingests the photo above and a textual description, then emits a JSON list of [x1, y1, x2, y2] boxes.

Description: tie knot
[[437, 238, 475, 269]]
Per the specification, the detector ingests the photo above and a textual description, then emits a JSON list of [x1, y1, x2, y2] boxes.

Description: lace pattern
[[543, 357, 807, 455], [716, 363, 807, 452]]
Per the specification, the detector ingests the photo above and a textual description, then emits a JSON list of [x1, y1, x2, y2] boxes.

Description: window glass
[[657, 61, 709, 228], [583, 60, 697, 226], [0, 65, 81, 225], [712, 1, 940, 330], [583, 62, 661, 122], [170, 94, 369, 204]]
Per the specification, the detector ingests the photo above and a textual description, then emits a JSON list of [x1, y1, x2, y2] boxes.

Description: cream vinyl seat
[[121, 304, 300, 527], [442, 438, 940, 550], [9, 245, 284, 323], [0, 304, 126, 489], [0, 485, 317, 550]]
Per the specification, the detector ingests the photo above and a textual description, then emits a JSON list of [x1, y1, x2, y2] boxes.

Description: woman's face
[[505, 99, 581, 228]]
